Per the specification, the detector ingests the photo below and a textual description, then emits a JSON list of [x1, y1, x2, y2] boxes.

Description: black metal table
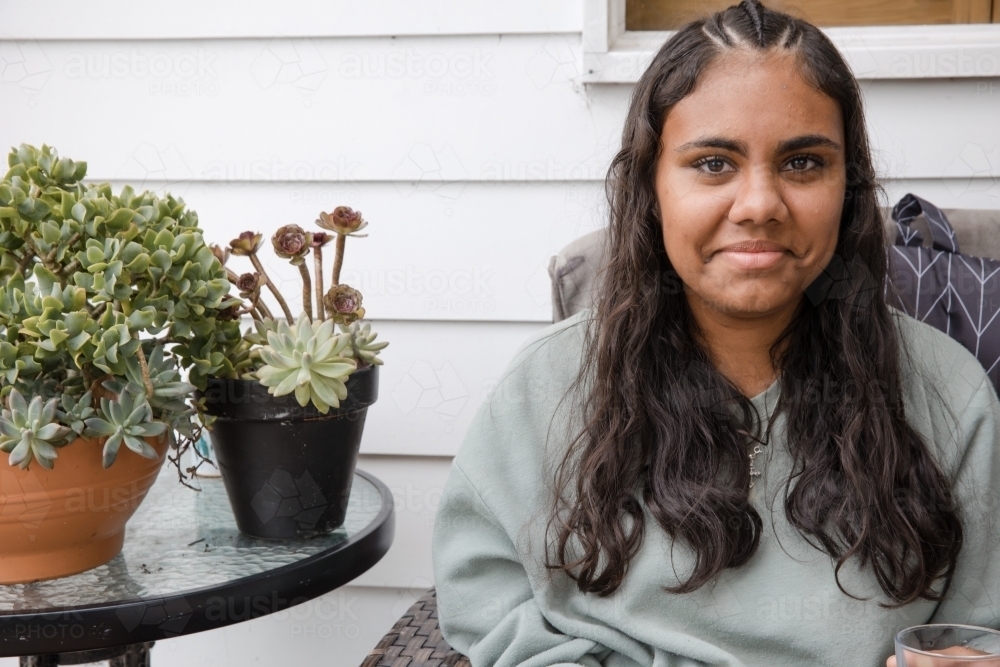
[[0, 469, 395, 665]]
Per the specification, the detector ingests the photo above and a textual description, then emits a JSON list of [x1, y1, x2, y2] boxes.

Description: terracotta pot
[[0, 435, 168, 584]]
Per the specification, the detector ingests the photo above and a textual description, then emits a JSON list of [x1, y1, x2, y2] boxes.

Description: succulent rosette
[[0, 388, 72, 469], [324, 284, 365, 325], [271, 224, 311, 265], [229, 231, 263, 256], [236, 272, 261, 297], [215, 203, 387, 413], [256, 315, 357, 413], [310, 231, 332, 248], [316, 206, 368, 236], [341, 321, 388, 366], [85, 389, 168, 468]]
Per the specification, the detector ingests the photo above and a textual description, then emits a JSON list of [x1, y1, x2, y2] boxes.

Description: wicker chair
[[362, 589, 470, 667]]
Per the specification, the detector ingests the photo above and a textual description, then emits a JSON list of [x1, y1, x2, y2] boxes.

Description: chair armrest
[[361, 589, 470, 667]]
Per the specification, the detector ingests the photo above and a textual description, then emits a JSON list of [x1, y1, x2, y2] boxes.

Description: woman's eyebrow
[[674, 137, 748, 155], [777, 134, 841, 153], [673, 134, 842, 156]]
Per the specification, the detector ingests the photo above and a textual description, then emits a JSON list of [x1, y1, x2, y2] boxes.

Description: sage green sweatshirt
[[432, 308, 1000, 667]]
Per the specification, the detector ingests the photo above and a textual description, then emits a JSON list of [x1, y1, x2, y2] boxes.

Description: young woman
[[432, 2, 1000, 665]]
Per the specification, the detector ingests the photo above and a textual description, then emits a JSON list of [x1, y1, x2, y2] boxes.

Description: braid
[[781, 20, 802, 48], [704, 12, 734, 47], [739, 0, 766, 47]]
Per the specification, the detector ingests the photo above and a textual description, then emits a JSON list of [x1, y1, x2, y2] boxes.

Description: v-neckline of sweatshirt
[[749, 376, 781, 418]]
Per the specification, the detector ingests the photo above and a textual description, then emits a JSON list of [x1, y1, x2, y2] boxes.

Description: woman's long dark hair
[[547, 0, 962, 606]]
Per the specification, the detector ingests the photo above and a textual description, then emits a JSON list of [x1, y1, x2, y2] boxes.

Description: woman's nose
[[727, 166, 788, 226]]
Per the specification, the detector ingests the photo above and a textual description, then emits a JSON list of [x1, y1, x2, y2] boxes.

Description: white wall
[[1, 1, 999, 665]]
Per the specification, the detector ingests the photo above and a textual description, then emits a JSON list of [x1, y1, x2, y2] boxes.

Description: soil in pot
[[0, 435, 169, 584], [202, 364, 378, 540]]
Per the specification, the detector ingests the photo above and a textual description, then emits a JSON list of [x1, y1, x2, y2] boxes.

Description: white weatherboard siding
[[0, 0, 583, 39], [1, 2, 998, 665], [3, 36, 616, 183], [357, 320, 546, 456], [4, 40, 999, 185], [104, 181, 608, 323], [351, 455, 455, 590]]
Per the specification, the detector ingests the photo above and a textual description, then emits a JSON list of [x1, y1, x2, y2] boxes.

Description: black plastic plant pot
[[200, 365, 378, 540]]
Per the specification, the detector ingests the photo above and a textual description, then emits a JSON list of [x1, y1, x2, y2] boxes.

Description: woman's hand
[[887, 646, 1000, 666]]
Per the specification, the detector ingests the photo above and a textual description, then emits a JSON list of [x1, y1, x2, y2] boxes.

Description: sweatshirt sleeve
[[928, 376, 1000, 628], [432, 461, 606, 667]]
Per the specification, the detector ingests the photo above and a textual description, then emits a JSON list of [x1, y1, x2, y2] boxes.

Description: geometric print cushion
[[886, 193, 1000, 393]]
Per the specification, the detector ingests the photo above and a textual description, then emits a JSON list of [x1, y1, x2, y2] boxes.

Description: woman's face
[[655, 49, 846, 320]]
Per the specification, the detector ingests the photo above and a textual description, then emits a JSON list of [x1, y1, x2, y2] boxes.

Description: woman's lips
[[718, 250, 786, 269], [715, 241, 788, 270]]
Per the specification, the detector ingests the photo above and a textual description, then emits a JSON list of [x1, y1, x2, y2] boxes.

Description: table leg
[[18, 642, 154, 666], [19, 658, 58, 667], [108, 643, 153, 667]]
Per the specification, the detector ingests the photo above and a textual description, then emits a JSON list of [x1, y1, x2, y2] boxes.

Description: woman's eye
[[695, 157, 733, 174], [783, 155, 823, 172]]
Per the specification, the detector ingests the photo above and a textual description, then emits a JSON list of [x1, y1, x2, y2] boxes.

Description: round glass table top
[[0, 467, 394, 655], [0, 470, 386, 610]]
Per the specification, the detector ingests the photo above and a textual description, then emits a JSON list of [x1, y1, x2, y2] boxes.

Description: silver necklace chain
[[747, 397, 778, 490], [748, 440, 765, 488]]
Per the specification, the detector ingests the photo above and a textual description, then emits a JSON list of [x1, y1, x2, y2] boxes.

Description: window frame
[[582, 0, 1000, 82]]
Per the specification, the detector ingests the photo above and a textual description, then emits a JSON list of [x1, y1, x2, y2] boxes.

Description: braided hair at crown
[[739, 0, 766, 46]]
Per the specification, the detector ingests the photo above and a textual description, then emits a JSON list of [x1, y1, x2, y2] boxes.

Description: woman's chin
[[689, 277, 798, 319]]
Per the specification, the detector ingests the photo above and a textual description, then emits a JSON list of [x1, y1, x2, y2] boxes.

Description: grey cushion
[[548, 207, 1000, 323]]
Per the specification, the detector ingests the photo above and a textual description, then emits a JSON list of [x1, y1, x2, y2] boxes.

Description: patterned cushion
[[887, 194, 1000, 391]]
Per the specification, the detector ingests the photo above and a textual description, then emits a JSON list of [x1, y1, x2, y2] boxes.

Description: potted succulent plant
[[0, 144, 242, 583], [203, 206, 387, 539]]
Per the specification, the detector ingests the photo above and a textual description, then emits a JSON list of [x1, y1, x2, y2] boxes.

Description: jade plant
[[215, 206, 387, 413], [0, 143, 243, 471]]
